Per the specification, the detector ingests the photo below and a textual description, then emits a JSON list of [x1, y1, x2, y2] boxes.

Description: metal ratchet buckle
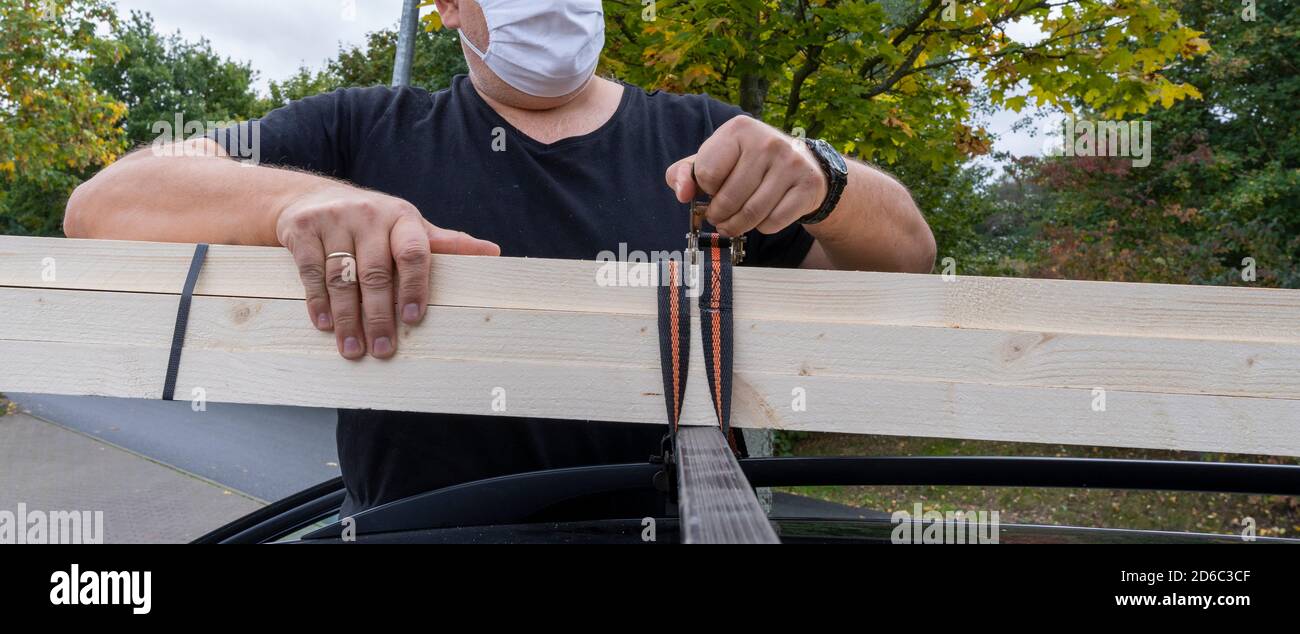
[[686, 198, 746, 266]]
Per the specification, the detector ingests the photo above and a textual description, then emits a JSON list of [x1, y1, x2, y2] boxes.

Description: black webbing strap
[[162, 243, 209, 401], [698, 233, 740, 455], [655, 232, 746, 457], [656, 258, 690, 434]]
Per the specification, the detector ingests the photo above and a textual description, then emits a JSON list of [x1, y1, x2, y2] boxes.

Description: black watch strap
[[799, 138, 847, 225]]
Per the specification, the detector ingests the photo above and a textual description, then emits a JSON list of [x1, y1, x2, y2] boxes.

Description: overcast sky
[[111, 0, 1053, 160], [113, 0, 418, 91]]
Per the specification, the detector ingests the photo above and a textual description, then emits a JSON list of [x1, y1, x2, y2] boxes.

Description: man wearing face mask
[[64, 0, 936, 516]]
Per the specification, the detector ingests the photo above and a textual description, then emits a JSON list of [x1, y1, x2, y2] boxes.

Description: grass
[[780, 432, 1300, 539]]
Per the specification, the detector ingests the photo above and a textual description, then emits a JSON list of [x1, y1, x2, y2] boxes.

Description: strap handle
[[162, 243, 209, 401]]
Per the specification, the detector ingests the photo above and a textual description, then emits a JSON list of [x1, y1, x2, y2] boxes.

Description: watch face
[[819, 140, 849, 174]]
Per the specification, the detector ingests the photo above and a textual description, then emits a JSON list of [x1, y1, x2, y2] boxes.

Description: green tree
[[87, 11, 263, 147], [1016, 0, 1299, 287], [264, 26, 467, 110], [0, 0, 126, 235], [601, 0, 1208, 169]]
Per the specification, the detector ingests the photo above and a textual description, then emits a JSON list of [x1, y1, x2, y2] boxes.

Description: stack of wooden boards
[[2, 235, 1299, 457]]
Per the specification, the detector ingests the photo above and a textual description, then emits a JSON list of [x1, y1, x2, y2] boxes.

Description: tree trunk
[[739, 73, 770, 121]]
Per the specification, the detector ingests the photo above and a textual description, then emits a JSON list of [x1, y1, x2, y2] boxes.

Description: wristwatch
[[800, 138, 849, 225]]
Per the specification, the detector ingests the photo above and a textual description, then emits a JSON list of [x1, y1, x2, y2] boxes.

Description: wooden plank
[[4, 287, 1300, 400], [3, 285, 1300, 455], [3, 236, 1300, 457], [5, 335, 1300, 457], [3, 235, 1299, 341]]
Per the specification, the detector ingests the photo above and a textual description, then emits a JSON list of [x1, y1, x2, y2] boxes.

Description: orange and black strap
[[657, 257, 690, 434], [698, 233, 741, 454], [657, 235, 745, 456]]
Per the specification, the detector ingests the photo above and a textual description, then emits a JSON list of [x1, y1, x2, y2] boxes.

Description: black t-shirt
[[214, 75, 813, 515]]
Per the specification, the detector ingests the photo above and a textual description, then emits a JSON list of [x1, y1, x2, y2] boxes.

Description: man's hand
[[276, 187, 500, 360], [665, 116, 827, 237]]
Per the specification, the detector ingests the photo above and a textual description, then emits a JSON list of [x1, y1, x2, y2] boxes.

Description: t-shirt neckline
[[456, 74, 634, 152]]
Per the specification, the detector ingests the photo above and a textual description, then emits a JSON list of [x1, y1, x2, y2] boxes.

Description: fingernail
[[343, 337, 362, 356], [402, 303, 420, 323], [373, 337, 393, 357], [317, 313, 332, 329]]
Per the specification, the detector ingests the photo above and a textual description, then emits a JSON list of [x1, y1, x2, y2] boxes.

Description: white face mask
[[459, 0, 605, 98]]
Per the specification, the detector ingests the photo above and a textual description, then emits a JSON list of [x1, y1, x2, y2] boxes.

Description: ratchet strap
[[656, 234, 744, 456], [162, 243, 209, 401]]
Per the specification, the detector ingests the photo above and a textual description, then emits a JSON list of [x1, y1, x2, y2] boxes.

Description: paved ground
[[0, 413, 264, 543], [9, 394, 339, 502]]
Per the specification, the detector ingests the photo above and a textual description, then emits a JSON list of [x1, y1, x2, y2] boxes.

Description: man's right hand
[[276, 186, 501, 360]]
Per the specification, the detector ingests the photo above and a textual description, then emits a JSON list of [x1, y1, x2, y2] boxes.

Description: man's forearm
[[64, 139, 339, 246], [802, 160, 936, 274]]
